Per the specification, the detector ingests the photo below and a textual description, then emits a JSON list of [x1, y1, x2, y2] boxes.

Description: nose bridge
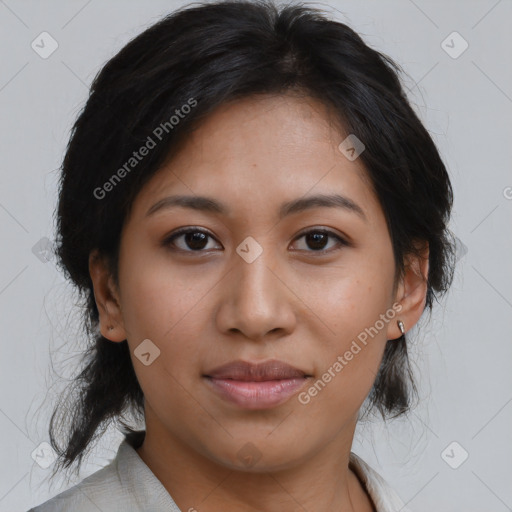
[[217, 237, 294, 339], [234, 239, 279, 312]]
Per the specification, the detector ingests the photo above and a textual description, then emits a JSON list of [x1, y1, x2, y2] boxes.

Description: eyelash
[[162, 227, 350, 255]]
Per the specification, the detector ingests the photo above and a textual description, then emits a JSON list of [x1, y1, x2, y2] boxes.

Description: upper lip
[[204, 359, 309, 381]]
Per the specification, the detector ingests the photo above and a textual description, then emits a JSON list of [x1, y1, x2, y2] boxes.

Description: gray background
[[1, 0, 511, 510]]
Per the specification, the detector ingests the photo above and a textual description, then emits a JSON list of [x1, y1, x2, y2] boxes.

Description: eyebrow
[[145, 193, 367, 221]]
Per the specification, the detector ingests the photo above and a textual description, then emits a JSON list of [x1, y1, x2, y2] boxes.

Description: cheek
[[119, 249, 210, 341], [119, 251, 216, 388], [304, 259, 394, 341], [297, 255, 394, 398], [296, 278, 392, 418]]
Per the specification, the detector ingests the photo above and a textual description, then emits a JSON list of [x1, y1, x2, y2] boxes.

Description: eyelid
[[293, 226, 351, 244]]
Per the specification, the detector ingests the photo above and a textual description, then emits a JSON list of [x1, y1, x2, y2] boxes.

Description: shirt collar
[[349, 452, 410, 511], [115, 432, 182, 510]]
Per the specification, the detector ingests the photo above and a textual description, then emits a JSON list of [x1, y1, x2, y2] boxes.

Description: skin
[[89, 92, 429, 512]]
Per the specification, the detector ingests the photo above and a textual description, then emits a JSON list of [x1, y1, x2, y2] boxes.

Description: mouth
[[203, 359, 312, 410]]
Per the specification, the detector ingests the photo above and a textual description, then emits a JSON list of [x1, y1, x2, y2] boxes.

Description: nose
[[215, 243, 297, 342]]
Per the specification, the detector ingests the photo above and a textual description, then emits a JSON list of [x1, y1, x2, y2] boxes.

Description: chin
[[201, 436, 314, 473]]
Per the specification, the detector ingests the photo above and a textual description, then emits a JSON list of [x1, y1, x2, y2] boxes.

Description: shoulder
[[27, 435, 181, 512], [349, 452, 412, 512], [27, 458, 125, 512]]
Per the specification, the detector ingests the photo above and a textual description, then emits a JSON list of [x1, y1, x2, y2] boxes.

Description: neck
[[135, 410, 374, 512]]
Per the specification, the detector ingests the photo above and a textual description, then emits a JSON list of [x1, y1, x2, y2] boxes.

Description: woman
[[29, 0, 455, 510]]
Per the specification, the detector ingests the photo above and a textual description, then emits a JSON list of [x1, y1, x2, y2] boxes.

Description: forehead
[[130, 93, 380, 224]]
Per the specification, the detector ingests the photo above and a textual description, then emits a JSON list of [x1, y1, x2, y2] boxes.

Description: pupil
[[307, 232, 327, 250], [186, 232, 207, 250]]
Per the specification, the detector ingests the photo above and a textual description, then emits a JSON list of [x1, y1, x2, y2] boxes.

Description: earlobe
[[387, 317, 406, 341], [88, 249, 126, 342]]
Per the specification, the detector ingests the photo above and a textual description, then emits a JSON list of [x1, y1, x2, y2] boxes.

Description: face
[[91, 93, 421, 472]]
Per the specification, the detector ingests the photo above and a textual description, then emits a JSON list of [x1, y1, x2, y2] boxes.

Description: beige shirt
[[29, 434, 410, 511]]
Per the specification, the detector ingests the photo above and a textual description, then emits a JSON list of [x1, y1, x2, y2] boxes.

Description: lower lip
[[204, 377, 309, 409]]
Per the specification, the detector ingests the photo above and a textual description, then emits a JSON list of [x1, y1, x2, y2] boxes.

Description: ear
[[88, 249, 127, 342], [387, 240, 429, 340]]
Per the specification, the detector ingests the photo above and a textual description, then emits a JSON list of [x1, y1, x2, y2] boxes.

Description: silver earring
[[397, 320, 405, 336], [108, 325, 114, 331]]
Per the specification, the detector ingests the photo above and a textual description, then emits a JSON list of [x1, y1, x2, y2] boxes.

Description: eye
[[162, 227, 349, 254], [162, 227, 221, 252], [291, 228, 349, 254]]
